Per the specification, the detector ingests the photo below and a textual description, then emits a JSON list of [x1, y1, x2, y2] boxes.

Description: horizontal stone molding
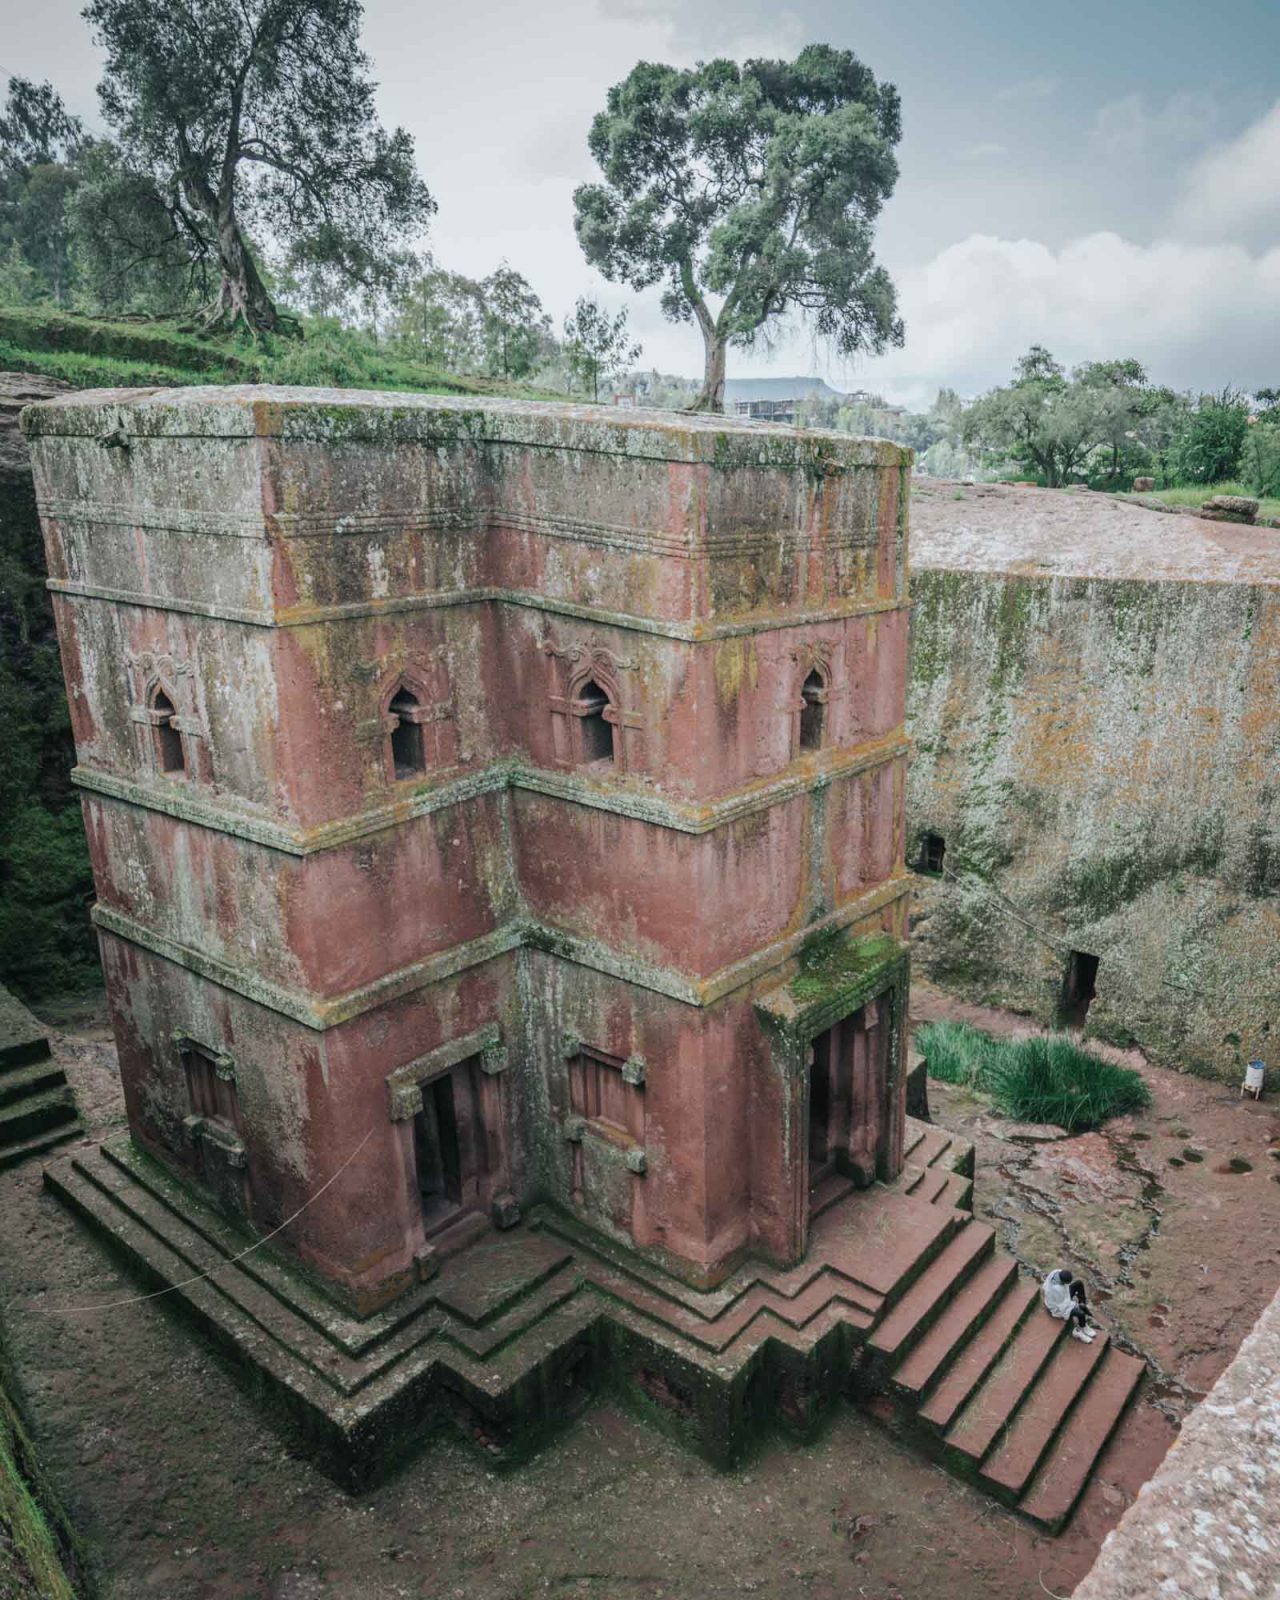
[[39, 500, 893, 567], [92, 876, 912, 1030], [72, 732, 911, 853], [47, 576, 909, 642]]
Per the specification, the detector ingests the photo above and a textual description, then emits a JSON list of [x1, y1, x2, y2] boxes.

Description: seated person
[[1042, 1267, 1097, 1343]]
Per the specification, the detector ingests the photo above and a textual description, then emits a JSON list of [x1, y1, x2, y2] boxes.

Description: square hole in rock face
[[1060, 949, 1099, 1027], [578, 681, 614, 763], [918, 832, 945, 875]]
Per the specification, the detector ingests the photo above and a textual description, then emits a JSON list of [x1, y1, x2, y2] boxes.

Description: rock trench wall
[[907, 566, 1280, 1080], [1073, 1273, 1280, 1600]]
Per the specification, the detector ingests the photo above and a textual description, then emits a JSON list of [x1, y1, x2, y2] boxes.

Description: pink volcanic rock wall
[[26, 389, 913, 1309]]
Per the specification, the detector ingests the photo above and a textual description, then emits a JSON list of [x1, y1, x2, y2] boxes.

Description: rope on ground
[[29, 1126, 374, 1318]]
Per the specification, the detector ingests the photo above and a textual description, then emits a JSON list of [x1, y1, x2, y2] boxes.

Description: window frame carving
[[566, 1043, 646, 1153], [788, 641, 839, 759], [126, 652, 205, 780], [541, 634, 641, 772], [378, 661, 457, 783]]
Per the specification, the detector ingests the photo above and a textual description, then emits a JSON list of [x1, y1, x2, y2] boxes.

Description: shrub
[[919, 1023, 1151, 1132], [984, 1034, 1150, 1130], [1170, 392, 1250, 485]]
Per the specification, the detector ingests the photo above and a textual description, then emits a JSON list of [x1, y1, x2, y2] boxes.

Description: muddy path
[[0, 988, 1275, 1599]]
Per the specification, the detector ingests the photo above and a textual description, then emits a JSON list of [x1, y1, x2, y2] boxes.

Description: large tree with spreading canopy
[[573, 44, 903, 412], [83, 0, 433, 333]]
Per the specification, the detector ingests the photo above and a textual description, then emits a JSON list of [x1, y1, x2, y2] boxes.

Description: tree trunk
[[186, 175, 290, 336], [691, 329, 727, 413], [208, 210, 286, 334]]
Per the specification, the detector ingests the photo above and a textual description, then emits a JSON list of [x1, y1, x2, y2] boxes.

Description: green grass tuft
[[918, 1021, 1151, 1132], [914, 1020, 999, 1087], [1140, 480, 1280, 523]]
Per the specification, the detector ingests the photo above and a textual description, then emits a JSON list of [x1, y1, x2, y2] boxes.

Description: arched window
[[151, 687, 186, 775], [577, 679, 615, 764], [799, 668, 827, 751], [388, 685, 425, 779]]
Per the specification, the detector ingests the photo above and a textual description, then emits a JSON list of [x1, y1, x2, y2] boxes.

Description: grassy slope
[[0, 304, 561, 400], [1142, 481, 1280, 522]]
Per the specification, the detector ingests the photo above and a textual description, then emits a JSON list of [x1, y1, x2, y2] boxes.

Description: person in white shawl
[[1042, 1268, 1097, 1343]]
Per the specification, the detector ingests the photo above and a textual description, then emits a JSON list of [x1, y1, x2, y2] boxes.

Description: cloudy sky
[[5, 0, 1280, 405]]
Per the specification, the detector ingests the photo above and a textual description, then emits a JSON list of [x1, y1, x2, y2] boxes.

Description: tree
[[68, 142, 208, 313], [963, 347, 1161, 488], [480, 265, 551, 380], [1169, 390, 1250, 485], [563, 297, 641, 401], [964, 349, 1093, 487], [83, 0, 434, 334], [573, 45, 902, 412], [390, 259, 551, 378], [0, 77, 85, 306], [1075, 358, 1162, 487], [393, 261, 487, 370]]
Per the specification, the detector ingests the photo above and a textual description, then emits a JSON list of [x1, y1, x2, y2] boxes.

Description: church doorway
[[806, 994, 893, 1207], [413, 1056, 489, 1234]]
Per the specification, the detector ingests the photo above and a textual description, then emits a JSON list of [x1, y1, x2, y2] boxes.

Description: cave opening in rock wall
[[1060, 949, 1099, 1028]]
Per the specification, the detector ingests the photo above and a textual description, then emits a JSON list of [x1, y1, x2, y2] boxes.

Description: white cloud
[[957, 142, 1006, 160], [1174, 100, 1280, 240], [1089, 90, 1218, 164], [839, 231, 1280, 408]]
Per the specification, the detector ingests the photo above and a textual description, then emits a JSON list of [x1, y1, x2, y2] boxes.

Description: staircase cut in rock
[[0, 985, 81, 1170]]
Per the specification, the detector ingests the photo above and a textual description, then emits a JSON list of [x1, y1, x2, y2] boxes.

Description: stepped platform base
[[0, 988, 81, 1170], [44, 1119, 1140, 1530]]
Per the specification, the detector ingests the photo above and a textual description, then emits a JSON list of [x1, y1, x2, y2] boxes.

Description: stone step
[[902, 1121, 927, 1162], [0, 1059, 66, 1108], [937, 1171, 973, 1211], [65, 1145, 373, 1392], [0, 1085, 78, 1145], [809, 1169, 857, 1220], [44, 1157, 372, 1462], [1017, 1345, 1145, 1532], [909, 1124, 957, 1170], [889, 1254, 1019, 1401], [0, 986, 51, 1069], [943, 1306, 1069, 1464], [98, 1135, 439, 1358], [918, 1278, 1039, 1432], [905, 1165, 951, 1205], [866, 1221, 994, 1361], [0, 1121, 82, 1173], [980, 1329, 1111, 1499]]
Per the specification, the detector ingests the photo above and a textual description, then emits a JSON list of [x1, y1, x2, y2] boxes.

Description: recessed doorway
[[806, 994, 892, 1208], [413, 1056, 488, 1235], [1060, 950, 1099, 1029]]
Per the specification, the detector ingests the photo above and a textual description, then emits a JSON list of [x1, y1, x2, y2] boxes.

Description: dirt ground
[[1, 985, 1277, 1600]]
